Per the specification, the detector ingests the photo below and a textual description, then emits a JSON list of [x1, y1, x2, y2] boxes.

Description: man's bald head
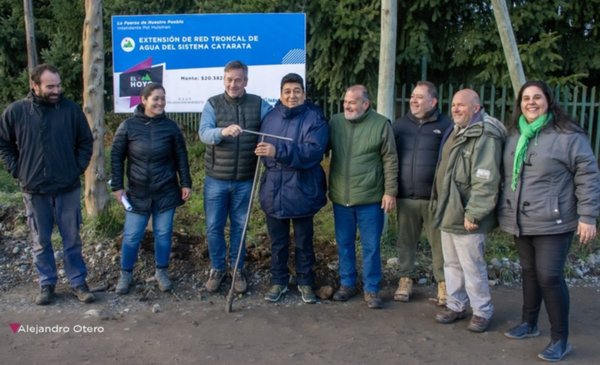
[[451, 89, 481, 128]]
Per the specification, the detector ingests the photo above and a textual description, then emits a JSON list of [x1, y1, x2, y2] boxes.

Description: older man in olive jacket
[[328, 84, 398, 309], [431, 89, 506, 333]]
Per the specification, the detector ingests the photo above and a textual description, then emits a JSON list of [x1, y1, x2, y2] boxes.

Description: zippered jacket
[[432, 112, 506, 234], [498, 123, 600, 236], [258, 101, 329, 219], [0, 92, 92, 194], [393, 109, 452, 199], [110, 105, 191, 213], [329, 108, 398, 206]]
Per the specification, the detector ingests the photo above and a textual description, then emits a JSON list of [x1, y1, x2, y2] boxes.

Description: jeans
[[121, 205, 175, 271], [266, 215, 315, 286], [441, 231, 494, 319], [515, 232, 573, 341], [333, 203, 384, 293], [204, 175, 252, 271], [396, 198, 444, 282], [22, 187, 88, 287]]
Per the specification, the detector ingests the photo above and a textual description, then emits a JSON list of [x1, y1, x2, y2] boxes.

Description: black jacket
[[393, 109, 452, 199], [110, 105, 192, 213], [0, 92, 93, 194]]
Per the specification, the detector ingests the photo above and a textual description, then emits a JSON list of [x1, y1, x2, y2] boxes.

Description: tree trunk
[[376, 0, 397, 121], [491, 0, 526, 96], [23, 0, 38, 78], [82, 0, 109, 216]]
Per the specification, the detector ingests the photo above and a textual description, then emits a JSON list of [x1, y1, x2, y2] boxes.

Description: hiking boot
[[436, 281, 447, 306], [364, 292, 383, 309], [468, 315, 491, 332], [394, 277, 413, 302], [264, 284, 288, 303], [538, 339, 572, 362], [72, 283, 95, 303], [298, 285, 317, 304], [232, 270, 247, 294], [435, 307, 467, 324], [205, 269, 226, 292], [116, 270, 133, 295], [333, 286, 358, 302], [504, 322, 541, 340], [35, 285, 55, 305], [154, 268, 172, 292]]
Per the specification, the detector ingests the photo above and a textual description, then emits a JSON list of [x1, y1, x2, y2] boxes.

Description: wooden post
[[376, 0, 397, 120], [82, 0, 109, 216], [23, 0, 38, 78], [491, 0, 526, 96]]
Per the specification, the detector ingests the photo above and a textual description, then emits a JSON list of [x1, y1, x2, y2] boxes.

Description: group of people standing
[[1, 61, 598, 363]]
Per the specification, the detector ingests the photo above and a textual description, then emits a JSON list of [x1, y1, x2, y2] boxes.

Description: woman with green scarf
[[498, 81, 600, 362]]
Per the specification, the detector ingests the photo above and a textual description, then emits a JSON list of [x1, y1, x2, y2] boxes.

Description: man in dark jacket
[[392, 81, 452, 305], [255, 73, 329, 304], [0, 64, 95, 305], [199, 60, 272, 293]]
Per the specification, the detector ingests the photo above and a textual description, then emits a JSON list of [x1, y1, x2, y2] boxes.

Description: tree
[[82, 0, 109, 216]]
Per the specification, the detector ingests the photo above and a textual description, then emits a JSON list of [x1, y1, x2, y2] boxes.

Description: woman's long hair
[[508, 80, 584, 134]]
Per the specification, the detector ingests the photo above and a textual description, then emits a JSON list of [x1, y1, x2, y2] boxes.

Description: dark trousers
[[266, 215, 315, 286], [515, 232, 573, 341], [22, 187, 88, 287]]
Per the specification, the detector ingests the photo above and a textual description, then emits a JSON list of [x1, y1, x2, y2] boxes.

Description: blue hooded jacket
[[258, 100, 329, 219]]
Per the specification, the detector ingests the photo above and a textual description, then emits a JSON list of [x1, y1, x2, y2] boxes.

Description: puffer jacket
[[258, 101, 329, 219], [110, 105, 192, 214], [432, 112, 506, 234], [0, 92, 92, 194], [498, 123, 600, 236], [328, 108, 398, 206], [393, 109, 452, 199]]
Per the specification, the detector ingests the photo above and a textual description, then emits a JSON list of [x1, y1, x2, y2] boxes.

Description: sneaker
[[504, 322, 541, 339], [436, 281, 447, 306], [116, 270, 133, 295], [154, 268, 172, 292], [298, 285, 317, 304], [394, 277, 413, 302], [232, 270, 247, 294], [205, 269, 226, 292], [538, 339, 572, 362], [72, 283, 95, 303], [435, 307, 468, 324], [364, 292, 383, 309], [468, 315, 491, 332], [264, 284, 288, 302], [35, 285, 55, 305], [333, 286, 358, 301]]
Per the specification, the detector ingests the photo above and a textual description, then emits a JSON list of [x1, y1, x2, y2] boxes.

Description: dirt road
[[1, 283, 599, 365]]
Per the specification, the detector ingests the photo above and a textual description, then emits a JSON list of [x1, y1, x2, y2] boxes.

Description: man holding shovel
[[199, 60, 272, 293]]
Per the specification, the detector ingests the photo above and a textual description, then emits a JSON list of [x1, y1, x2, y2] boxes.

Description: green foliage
[[307, 0, 381, 99]]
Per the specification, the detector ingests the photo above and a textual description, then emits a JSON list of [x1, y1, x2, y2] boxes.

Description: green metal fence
[[120, 83, 600, 159], [316, 83, 600, 159]]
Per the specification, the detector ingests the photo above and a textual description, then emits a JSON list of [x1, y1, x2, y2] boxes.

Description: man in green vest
[[199, 60, 272, 294], [328, 84, 398, 309]]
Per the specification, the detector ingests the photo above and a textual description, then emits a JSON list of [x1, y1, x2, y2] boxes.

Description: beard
[[36, 90, 62, 104]]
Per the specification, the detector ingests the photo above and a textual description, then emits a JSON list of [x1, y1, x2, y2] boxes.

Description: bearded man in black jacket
[[0, 64, 95, 305]]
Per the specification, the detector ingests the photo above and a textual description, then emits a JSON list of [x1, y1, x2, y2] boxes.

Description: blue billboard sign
[[111, 13, 306, 112]]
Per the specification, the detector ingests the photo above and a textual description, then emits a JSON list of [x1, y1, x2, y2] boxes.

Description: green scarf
[[511, 113, 551, 190]]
